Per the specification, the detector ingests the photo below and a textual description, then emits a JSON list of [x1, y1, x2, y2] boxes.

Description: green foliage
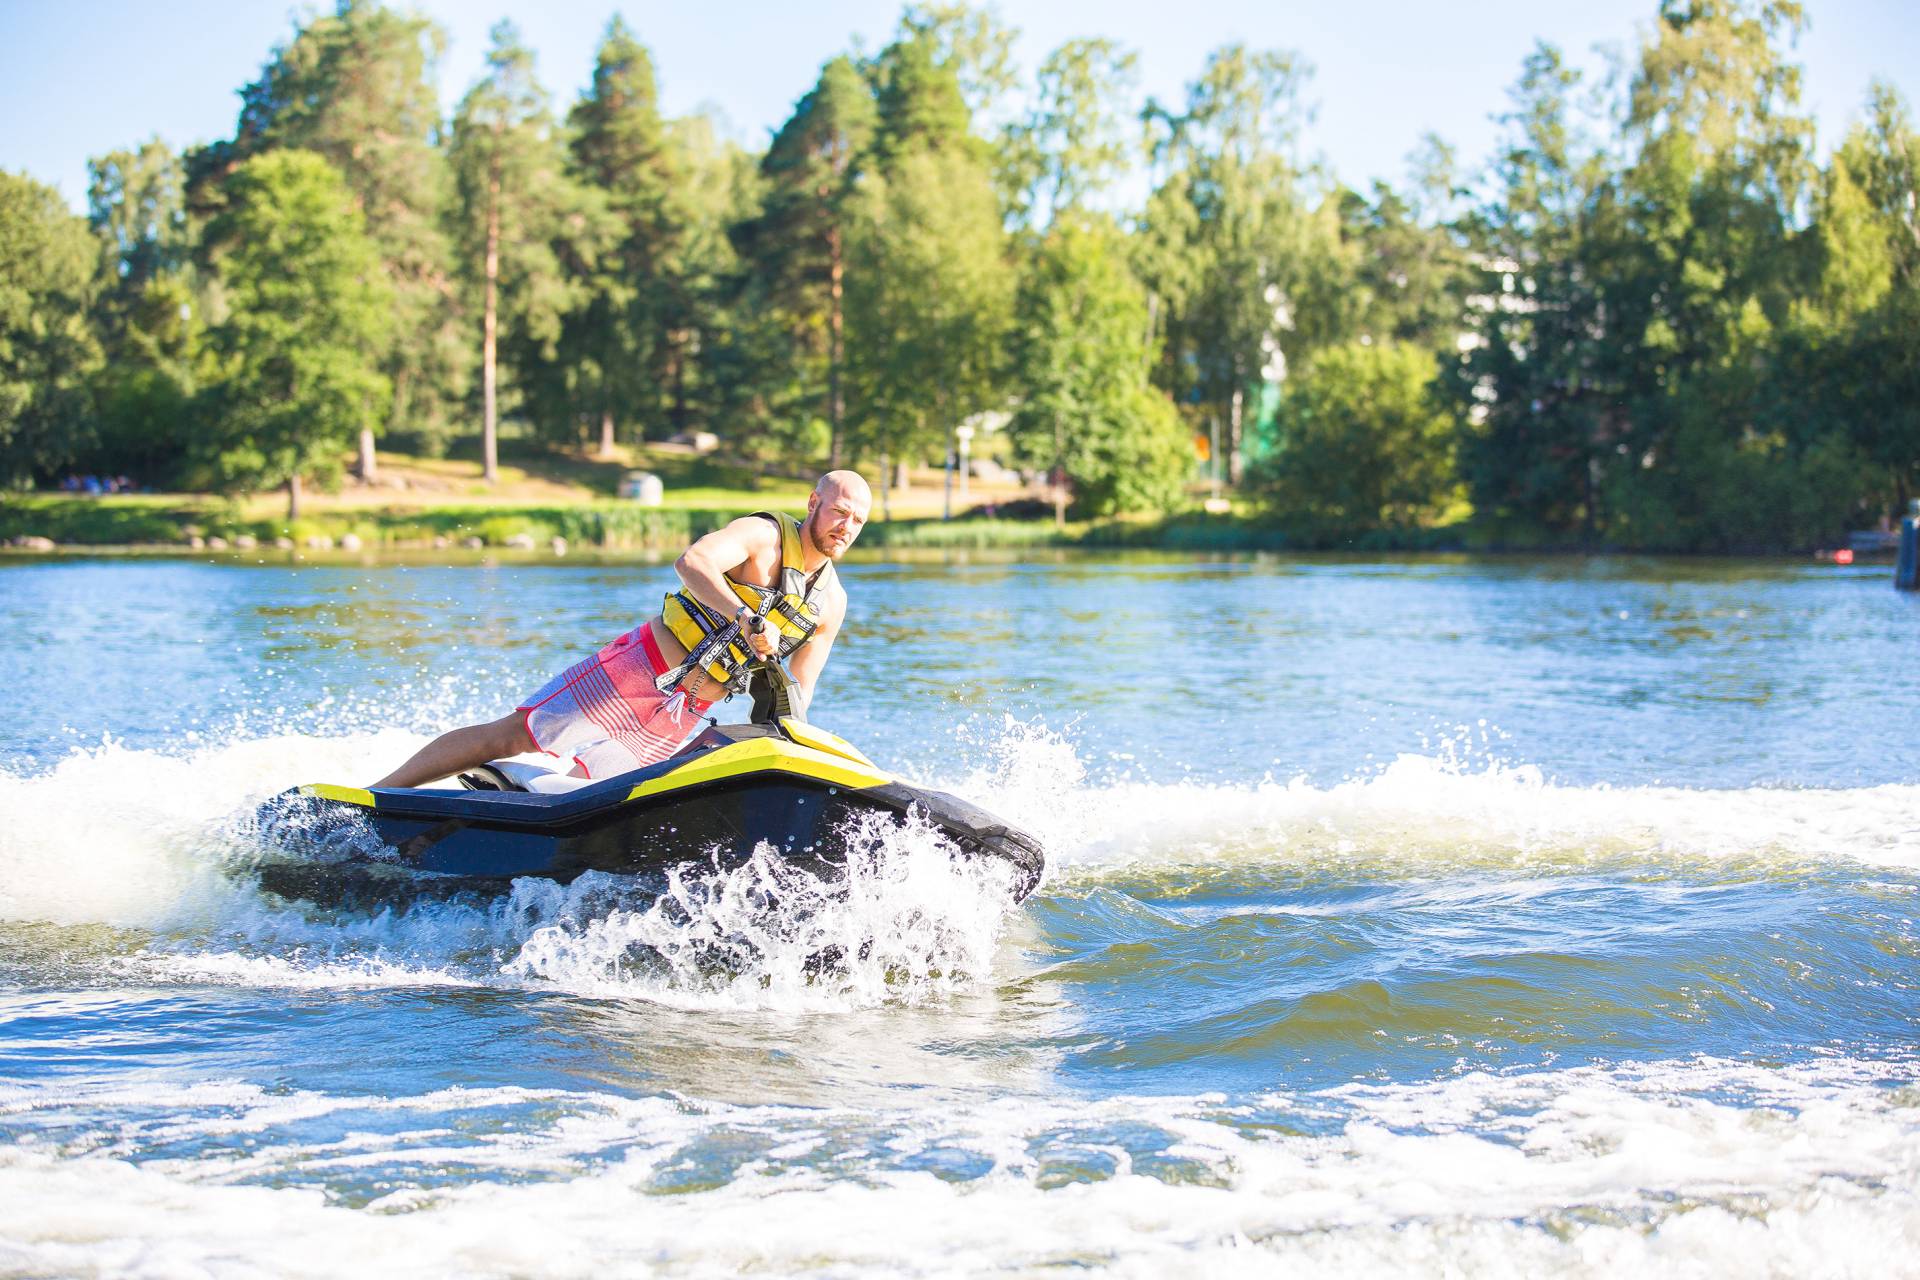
[[1776, 82, 1920, 511], [1602, 0, 1813, 419], [197, 150, 393, 510], [1450, 1, 1911, 549], [649, 114, 763, 451], [1247, 341, 1459, 542], [0, 494, 213, 544], [845, 143, 1012, 465], [450, 21, 596, 482], [88, 139, 188, 293], [14, 2, 1918, 552], [869, 32, 973, 164], [1452, 42, 1612, 538], [1330, 182, 1471, 352], [1603, 413, 1872, 551], [0, 170, 104, 484], [88, 301, 197, 483], [83, 140, 204, 484], [226, 1, 469, 452], [553, 17, 677, 451], [846, 43, 1013, 480], [895, 3, 1019, 127], [1137, 43, 1340, 480], [1009, 214, 1191, 516], [444, 505, 698, 548], [0, 494, 735, 551], [855, 515, 1076, 549], [733, 56, 877, 466], [999, 38, 1138, 228]]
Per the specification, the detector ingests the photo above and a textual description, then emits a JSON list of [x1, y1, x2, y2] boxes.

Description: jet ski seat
[[457, 760, 593, 794]]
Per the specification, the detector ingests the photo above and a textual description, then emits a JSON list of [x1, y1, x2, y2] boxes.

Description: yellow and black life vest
[[655, 511, 834, 695]]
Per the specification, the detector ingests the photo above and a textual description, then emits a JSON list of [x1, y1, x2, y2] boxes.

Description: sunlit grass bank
[[0, 491, 1487, 556], [0, 493, 740, 552], [3, 443, 821, 551], [2, 442, 1499, 555], [2, 440, 1048, 551]]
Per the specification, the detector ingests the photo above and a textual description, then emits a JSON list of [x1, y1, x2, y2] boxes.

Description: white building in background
[[1261, 283, 1292, 385]]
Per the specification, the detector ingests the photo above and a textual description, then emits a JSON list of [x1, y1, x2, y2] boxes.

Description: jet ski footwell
[[249, 719, 1046, 905]]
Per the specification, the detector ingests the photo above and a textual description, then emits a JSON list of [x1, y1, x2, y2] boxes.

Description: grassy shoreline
[[13, 441, 1866, 557], [0, 491, 1334, 555], [1, 443, 1077, 553], [3, 449, 1870, 559], [3, 492, 1862, 559], [0, 493, 721, 551]]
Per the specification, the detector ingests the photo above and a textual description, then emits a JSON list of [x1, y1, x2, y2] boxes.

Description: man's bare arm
[[674, 516, 781, 650]]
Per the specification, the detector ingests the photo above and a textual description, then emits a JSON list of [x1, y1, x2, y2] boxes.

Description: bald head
[[815, 470, 871, 506], [804, 470, 872, 563]]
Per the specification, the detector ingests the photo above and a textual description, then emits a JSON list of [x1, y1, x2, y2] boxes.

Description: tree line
[[1, 0, 1914, 547]]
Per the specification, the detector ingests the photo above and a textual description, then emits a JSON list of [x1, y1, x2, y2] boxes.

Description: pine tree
[[735, 56, 877, 467], [449, 21, 581, 484], [563, 17, 677, 455]]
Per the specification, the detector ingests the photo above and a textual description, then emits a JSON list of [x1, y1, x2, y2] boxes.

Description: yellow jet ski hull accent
[[252, 720, 1044, 906], [625, 736, 891, 802]]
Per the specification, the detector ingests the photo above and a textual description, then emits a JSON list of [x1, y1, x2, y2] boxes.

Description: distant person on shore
[[372, 470, 871, 788]]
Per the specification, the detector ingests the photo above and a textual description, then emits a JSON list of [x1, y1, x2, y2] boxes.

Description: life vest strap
[[656, 511, 831, 695]]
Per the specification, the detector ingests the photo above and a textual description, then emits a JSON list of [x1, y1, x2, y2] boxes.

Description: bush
[[1246, 341, 1460, 545], [1605, 416, 1876, 552]]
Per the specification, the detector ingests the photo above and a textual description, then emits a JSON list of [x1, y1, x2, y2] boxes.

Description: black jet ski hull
[[247, 722, 1044, 905]]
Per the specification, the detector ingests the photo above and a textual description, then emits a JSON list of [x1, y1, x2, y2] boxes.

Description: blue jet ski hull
[[248, 720, 1045, 905]]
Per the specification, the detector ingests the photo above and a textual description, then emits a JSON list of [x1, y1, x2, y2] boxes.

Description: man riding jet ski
[[374, 471, 872, 790], [250, 656, 1045, 905], [249, 470, 1044, 904]]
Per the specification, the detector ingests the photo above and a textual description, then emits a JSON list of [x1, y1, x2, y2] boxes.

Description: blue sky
[[4, 0, 1916, 215]]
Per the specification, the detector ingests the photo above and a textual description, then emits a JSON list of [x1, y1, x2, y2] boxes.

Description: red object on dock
[[1834, 548, 1855, 565]]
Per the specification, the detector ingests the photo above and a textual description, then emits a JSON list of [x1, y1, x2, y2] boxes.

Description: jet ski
[[246, 656, 1046, 907]]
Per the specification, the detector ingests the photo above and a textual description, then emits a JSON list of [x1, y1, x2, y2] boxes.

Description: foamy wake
[[0, 731, 1030, 1012], [0, 1055, 1914, 1278], [503, 810, 1022, 1011], [1, 723, 1915, 1010], [960, 717, 1920, 878]]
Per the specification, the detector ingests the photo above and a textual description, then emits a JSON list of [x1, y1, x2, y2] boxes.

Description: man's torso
[[645, 517, 833, 703]]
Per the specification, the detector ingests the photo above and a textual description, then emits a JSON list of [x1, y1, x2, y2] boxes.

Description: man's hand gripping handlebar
[[734, 604, 780, 660], [735, 609, 810, 725]]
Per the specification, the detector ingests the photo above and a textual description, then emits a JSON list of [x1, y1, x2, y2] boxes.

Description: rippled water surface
[[1, 551, 1916, 1277]]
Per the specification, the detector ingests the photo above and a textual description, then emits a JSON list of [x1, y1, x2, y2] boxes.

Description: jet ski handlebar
[[740, 611, 809, 725]]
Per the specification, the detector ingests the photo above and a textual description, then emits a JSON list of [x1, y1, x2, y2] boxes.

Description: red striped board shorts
[[516, 626, 714, 780]]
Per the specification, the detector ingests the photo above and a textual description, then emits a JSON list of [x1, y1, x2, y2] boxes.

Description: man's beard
[[803, 508, 837, 560]]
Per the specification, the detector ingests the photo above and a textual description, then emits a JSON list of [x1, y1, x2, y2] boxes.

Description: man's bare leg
[[372, 712, 537, 789]]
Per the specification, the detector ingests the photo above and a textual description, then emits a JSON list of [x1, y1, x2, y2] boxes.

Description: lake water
[[1, 551, 1916, 1277]]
